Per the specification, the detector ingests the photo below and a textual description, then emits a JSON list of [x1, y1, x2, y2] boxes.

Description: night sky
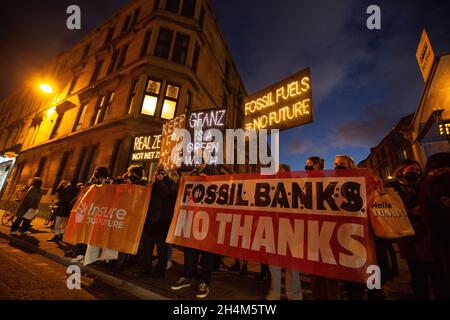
[[1, 1, 450, 169]]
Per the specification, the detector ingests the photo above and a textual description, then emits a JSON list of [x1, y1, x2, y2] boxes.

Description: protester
[[171, 157, 219, 298], [385, 159, 448, 299], [166, 169, 181, 271], [10, 177, 43, 235], [113, 165, 147, 272], [137, 163, 176, 278], [305, 156, 341, 300], [418, 152, 450, 298], [69, 166, 111, 263], [266, 163, 303, 300], [48, 178, 79, 242]]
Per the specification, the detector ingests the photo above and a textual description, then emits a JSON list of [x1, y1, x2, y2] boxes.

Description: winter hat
[[128, 165, 144, 178]]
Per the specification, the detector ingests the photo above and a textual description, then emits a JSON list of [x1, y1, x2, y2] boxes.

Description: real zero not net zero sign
[[244, 67, 313, 131], [131, 133, 162, 162]]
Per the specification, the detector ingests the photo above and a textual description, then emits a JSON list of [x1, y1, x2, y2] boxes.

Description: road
[[0, 237, 138, 300]]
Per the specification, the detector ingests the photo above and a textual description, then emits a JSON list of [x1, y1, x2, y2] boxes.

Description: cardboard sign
[[244, 67, 313, 132], [63, 184, 151, 254], [167, 170, 377, 283], [159, 114, 186, 169]]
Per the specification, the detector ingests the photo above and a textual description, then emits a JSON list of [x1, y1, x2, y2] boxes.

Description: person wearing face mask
[[136, 163, 175, 278], [417, 153, 450, 299], [385, 159, 445, 299], [304, 157, 341, 300], [265, 164, 303, 300]]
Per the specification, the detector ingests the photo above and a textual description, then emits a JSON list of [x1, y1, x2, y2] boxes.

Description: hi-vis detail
[[167, 170, 378, 283]]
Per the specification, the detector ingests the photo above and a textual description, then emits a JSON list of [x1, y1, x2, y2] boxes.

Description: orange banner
[[64, 184, 151, 254]]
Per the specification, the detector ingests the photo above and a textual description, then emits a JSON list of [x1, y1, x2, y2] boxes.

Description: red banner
[[167, 170, 378, 283], [63, 184, 151, 254]]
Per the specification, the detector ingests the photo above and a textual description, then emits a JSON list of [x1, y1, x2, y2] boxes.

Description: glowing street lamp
[[39, 83, 53, 94]]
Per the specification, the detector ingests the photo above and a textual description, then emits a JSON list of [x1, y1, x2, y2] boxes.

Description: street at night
[[0, 237, 138, 300]]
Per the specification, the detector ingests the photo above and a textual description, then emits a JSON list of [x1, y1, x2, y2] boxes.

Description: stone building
[[0, 0, 246, 207]]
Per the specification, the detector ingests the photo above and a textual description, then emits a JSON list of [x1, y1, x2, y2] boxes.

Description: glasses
[[158, 170, 167, 175]]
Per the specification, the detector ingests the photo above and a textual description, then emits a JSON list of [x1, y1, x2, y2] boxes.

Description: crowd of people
[[6, 151, 450, 300]]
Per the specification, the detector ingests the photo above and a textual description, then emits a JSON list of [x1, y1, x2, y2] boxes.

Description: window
[[140, 30, 152, 57], [51, 152, 69, 195], [192, 43, 200, 72], [161, 84, 180, 119], [121, 14, 132, 33], [127, 80, 139, 114], [107, 44, 129, 74], [50, 112, 63, 140], [225, 60, 230, 79], [73, 104, 88, 132], [35, 157, 47, 177], [130, 8, 141, 26], [154, 29, 173, 59], [104, 26, 115, 45], [199, 6, 205, 28], [141, 80, 161, 116], [107, 49, 120, 74], [67, 76, 79, 95], [90, 60, 104, 84], [165, 0, 180, 12], [181, 0, 196, 17], [117, 44, 129, 69], [109, 138, 124, 177], [81, 43, 91, 60], [185, 90, 192, 113], [91, 92, 115, 125], [172, 33, 190, 64]]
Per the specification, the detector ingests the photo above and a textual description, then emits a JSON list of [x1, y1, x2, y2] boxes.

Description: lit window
[[141, 79, 162, 116], [161, 83, 180, 120], [166, 84, 179, 99], [161, 100, 177, 119], [142, 96, 158, 116]]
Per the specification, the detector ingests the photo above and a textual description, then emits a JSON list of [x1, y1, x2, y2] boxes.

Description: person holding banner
[[171, 160, 219, 298], [305, 157, 341, 300], [137, 163, 175, 278], [71, 166, 112, 264], [387, 158, 449, 299], [266, 163, 303, 300], [48, 178, 79, 242], [10, 177, 43, 235]]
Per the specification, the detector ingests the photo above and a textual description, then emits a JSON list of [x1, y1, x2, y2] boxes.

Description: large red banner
[[167, 170, 378, 283]]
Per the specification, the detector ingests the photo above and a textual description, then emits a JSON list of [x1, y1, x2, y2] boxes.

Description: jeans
[[11, 217, 31, 233], [184, 247, 215, 285], [142, 231, 167, 273], [167, 244, 173, 261], [268, 265, 303, 300]]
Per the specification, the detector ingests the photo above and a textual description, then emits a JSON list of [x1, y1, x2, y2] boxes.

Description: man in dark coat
[[137, 163, 176, 278], [10, 177, 43, 235], [48, 178, 80, 242], [170, 161, 219, 299]]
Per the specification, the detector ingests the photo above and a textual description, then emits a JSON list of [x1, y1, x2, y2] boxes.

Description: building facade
[[361, 113, 415, 181], [411, 53, 450, 166], [0, 0, 247, 207]]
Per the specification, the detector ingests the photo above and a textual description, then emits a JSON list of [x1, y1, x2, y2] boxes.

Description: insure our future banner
[[166, 170, 378, 283], [64, 184, 151, 254]]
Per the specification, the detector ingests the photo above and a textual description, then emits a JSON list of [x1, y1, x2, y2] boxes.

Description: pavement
[[0, 212, 416, 300]]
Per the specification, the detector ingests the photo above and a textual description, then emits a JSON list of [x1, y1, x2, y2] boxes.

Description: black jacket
[[56, 183, 80, 217], [145, 176, 176, 228]]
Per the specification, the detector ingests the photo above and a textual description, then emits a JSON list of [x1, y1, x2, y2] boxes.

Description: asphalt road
[[0, 237, 138, 300]]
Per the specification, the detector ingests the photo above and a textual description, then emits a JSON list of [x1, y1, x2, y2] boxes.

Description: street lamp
[[39, 83, 53, 94]]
